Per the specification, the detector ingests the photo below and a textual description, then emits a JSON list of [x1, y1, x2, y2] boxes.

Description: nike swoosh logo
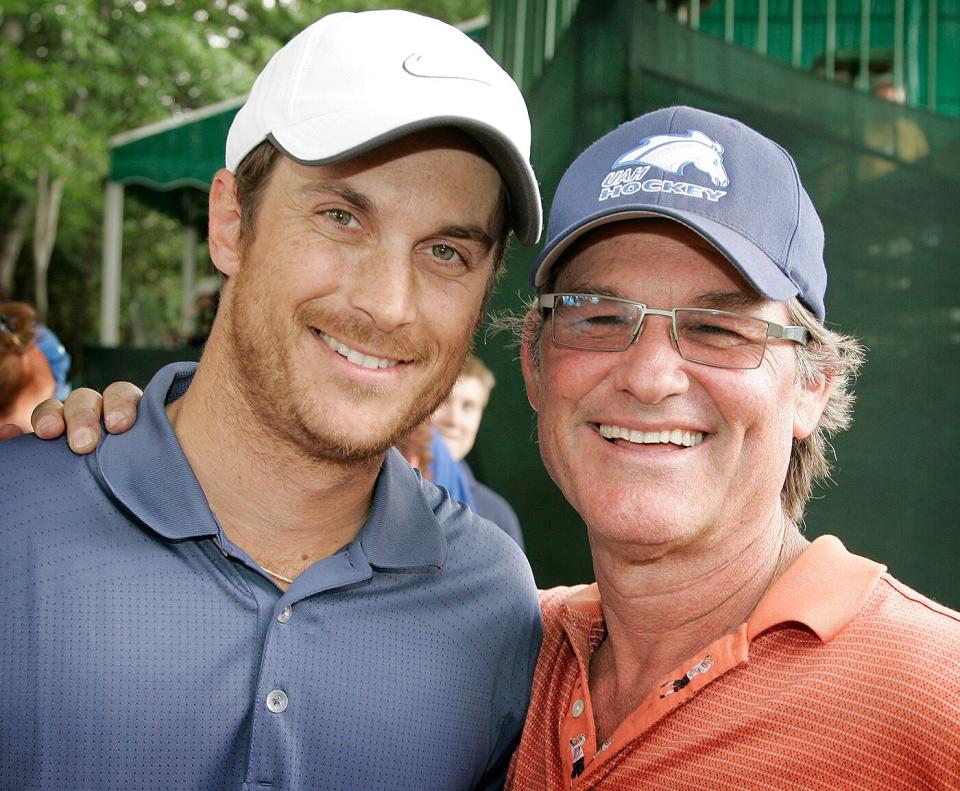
[[402, 53, 491, 85]]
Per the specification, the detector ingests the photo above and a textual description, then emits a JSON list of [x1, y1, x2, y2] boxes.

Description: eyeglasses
[[538, 293, 809, 370]]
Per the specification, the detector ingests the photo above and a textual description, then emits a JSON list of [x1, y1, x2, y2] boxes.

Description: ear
[[519, 310, 543, 413], [208, 169, 242, 277], [793, 371, 832, 440]]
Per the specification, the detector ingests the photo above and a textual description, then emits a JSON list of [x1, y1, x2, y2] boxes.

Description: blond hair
[[460, 353, 496, 396]]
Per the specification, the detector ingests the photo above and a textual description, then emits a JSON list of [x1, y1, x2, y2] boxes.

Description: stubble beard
[[223, 282, 472, 467]]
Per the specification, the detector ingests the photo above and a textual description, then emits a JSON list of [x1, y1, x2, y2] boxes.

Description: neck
[[587, 511, 808, 740], [167, 339, 382, 583]]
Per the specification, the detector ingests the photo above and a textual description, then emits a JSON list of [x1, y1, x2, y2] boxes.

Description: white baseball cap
[[226, 10, 542, 245]]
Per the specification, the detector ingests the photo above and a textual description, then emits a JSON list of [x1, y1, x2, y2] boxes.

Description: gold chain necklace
[[259, 563, 295, 585]]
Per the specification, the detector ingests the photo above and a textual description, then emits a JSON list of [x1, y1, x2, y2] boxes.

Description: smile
[[316, 330, 399, 370], [598, 424, 704, 447]]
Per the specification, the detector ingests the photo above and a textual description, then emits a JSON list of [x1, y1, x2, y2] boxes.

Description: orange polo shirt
[[507, 536, 960, 790]]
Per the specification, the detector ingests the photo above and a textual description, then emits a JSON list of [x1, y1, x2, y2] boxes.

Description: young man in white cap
[[507, 106, 960, 789], [0, 11, 541, 791]]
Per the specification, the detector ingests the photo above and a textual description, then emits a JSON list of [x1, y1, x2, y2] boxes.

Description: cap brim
[[270, 115, 542, 246], [532, 206, 800, 303]]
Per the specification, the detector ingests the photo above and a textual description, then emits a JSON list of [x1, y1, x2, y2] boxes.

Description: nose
[[347, 246, 417, 332], [611, 312, 689, 405]]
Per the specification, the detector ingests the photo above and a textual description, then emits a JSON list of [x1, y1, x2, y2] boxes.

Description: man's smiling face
[[523, 220, 821, 552], [220, 128, 503, 464]]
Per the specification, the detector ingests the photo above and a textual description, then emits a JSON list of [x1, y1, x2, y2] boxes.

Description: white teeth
[[598, 424, 704, 448], [319, 332, 398, 370]]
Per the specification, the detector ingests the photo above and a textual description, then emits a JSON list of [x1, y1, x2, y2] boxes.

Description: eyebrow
[[692, 290, 765, 311], [297, 182, 496, 254], [435, 224, 496, 255], [297, 181, 374, 214]]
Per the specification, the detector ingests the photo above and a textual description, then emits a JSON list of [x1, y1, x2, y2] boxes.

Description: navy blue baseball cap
[[531, 106, 827, 320]]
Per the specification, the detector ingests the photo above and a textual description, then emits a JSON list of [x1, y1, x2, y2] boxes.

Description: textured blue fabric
[[428, 427, 474, 510], [0, 362, 541, 791], [459, 461, 525, 553]]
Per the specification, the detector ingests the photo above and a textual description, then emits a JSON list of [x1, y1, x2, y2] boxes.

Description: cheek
[[423, 285, 485, 348], [540, 347, 607, 406], [464, 413, 483, 437], [719, 375, 799, 461]]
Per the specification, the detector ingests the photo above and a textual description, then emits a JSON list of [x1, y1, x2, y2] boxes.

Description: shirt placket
[[243, 550, 372, 790], [558, 625, 751, 789]]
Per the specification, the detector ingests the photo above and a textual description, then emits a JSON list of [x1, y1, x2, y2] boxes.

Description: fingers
[[101, 381, 143, 434], [27, 382, 143, 455], [0, 423, 25, 441], [61, 388, 105, 453], [30, 398, 67, 439]]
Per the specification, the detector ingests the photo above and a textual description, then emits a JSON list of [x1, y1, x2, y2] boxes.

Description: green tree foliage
[[0, 0, 487, 365]]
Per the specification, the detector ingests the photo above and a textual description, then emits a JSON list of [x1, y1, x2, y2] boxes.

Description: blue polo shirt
[[0, 363, 541, 791]]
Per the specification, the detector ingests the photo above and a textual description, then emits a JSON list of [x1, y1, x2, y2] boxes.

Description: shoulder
[[0, 434, 94, 523], [816, 572, 960, 733], [0, 430, 74, 468], [867, 572, 960, 648], [0, 434, 119, 589], [424, 475, 538, 606]]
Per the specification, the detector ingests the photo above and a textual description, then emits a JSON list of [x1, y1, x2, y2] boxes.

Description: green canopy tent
[[101, 95, 243, 345]]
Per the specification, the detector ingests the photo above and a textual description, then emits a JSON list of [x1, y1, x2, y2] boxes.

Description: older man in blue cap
[[506, 106, 959, 789]]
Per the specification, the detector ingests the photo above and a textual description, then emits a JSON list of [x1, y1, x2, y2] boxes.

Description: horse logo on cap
[[613, 130, 729, 188]]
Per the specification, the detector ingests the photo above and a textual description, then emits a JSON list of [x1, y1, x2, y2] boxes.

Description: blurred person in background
[[434, 353, 525, 550], [396, 419, 476, 510], [0, 302, 57, 431]]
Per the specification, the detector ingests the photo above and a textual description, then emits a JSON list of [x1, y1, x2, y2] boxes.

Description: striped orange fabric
[[507, 536, 960, 790]]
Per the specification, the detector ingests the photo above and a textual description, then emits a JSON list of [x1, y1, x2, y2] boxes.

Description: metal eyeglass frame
[[537, 292, 810, 370]]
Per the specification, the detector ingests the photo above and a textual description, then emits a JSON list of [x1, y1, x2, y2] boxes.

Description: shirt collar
[[747, 534, 885, 641], [360, 448, 447, 572], [95, 362, 447, 572], [562, 535, 886, 645]]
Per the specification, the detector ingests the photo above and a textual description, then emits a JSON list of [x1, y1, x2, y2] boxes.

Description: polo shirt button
[[266, 689, 288, 713], [277, 605, 292, 624], [571, 698, 585, 717]]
